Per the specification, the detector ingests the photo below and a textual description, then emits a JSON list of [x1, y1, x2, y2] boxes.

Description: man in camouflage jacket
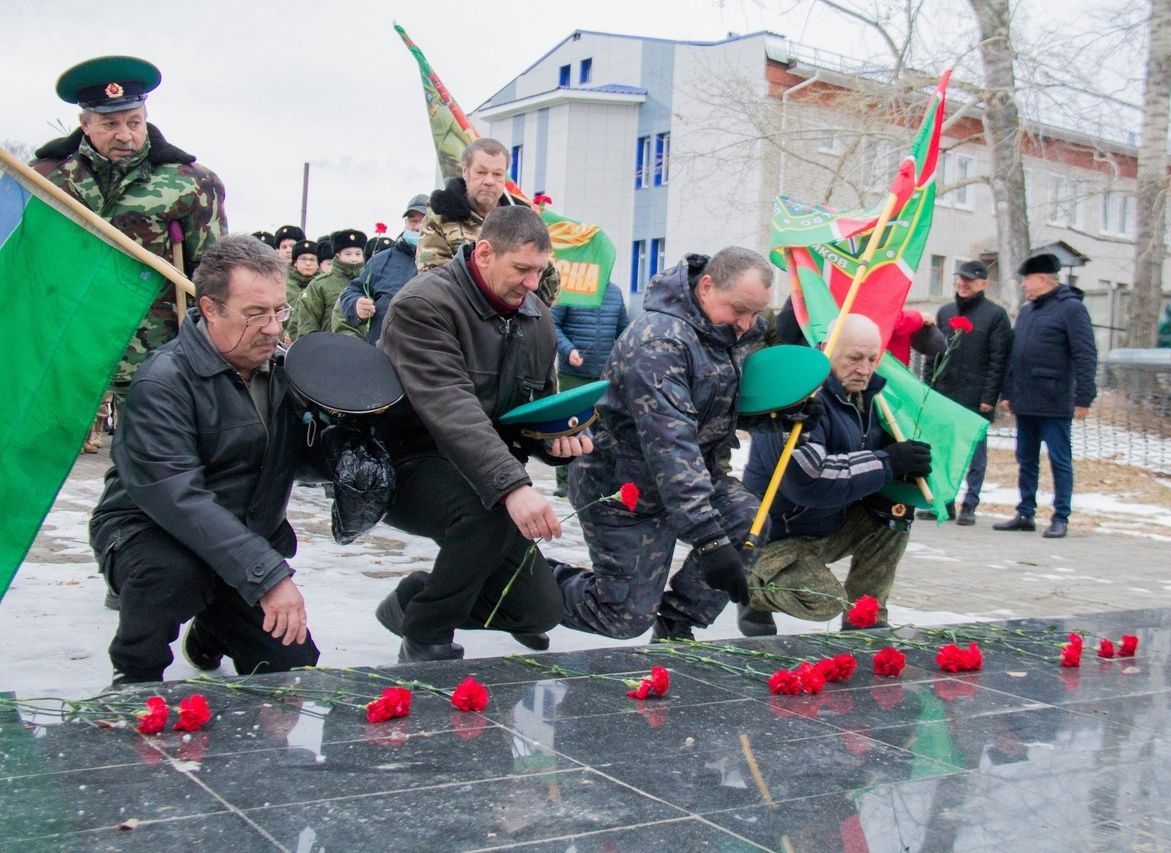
[[418, 138, 559, 308], [32, 57, 227, 403], [554, 248, 774, 640]]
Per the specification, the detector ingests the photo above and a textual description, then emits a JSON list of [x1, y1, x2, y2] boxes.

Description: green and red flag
[[395, 22, 616, 306], [773, 70, 951, 350], [0, 161, 163, 600]]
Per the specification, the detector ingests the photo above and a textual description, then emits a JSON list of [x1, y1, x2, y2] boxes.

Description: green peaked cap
[[738, 345, 831, 415], [57, 56, 161, 112], [499, 379, 610, 437]]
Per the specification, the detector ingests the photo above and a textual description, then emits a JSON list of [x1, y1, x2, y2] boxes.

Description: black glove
[[739, 397, 825, 435], [885, 440, 933, 479], [696, 538, 750, 605]]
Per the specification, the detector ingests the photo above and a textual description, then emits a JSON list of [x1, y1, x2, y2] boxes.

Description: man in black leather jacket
[[90, 235, 320, 684]]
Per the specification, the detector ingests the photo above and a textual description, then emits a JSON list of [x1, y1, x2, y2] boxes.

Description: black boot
[[378, 585, 464, 656], [993, 514, 1035, 532], [651, 614, 695, 642], [398, 639, 465, 663], [182, 619, 224, 672], [736, 605, 778, 637], [511, 632, 551, 651]]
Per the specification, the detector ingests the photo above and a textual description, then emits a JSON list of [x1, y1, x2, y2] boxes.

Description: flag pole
[[874, 393, 934, 502], [0, 147, 194, 298], [744, 190, 902, 551]]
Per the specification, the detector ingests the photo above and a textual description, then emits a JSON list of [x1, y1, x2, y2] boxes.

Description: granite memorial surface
[[2, 608, 1168, 852]]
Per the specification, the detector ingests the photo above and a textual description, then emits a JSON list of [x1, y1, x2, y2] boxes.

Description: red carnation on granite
[[619, 482, 640, 512], [451, 677, 490, 712], [814, 654, 857, 683], [935, 642, 982, 672], [1097, 638, 1115, 658], [873, 647, 907, 677], [1119, 634, 1139, 657], [174, 694, 212, 732], [136, 696, 169, 734], [627, 666, 670, 699], [768, 669, 802, 696], [795, 661, 826, 695], [948, 316, 974, 334], [1061, 633, 1083, 668], [845, 595, 880, 628], [366, 687, 412, 723]]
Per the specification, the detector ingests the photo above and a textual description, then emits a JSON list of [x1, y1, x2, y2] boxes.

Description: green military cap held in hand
[[737, 345, 831, 416], [57, 56, 161, 113], [499, 379, 610, 439]]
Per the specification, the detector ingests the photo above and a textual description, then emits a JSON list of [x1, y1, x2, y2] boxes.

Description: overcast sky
[[3, 0, 1127, 239]]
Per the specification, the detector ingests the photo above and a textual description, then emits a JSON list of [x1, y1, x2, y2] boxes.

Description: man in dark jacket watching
[[374, 206, 590, 662], [549, 281, 629, 496], [90, 235, 319, 684], [995, 253, 1097, 539], [554, 248, 776, 641], [918, 259, 1012, 525], [742, 314, 932, 630]]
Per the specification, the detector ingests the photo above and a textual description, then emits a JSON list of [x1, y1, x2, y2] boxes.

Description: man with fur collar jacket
[[416, 138, 560, 308]]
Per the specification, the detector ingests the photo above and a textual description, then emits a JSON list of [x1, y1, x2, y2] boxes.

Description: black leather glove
[[695, 538, 749, 605], [739, 397, 825, 435], [885, 440, 933, 479]]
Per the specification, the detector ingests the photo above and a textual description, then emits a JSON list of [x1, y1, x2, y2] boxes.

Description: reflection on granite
[[1, 608, 1168, 851]]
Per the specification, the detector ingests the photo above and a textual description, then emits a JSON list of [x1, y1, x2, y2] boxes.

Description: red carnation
[[814, 654, 857, 683], [1060, 641, 1082, 668], [627, 666, 670, 699], [845, 595, 879, 628], [1097, 638, 1115, 658], [374, 222, 388, 235], [451, 677, 490, 712], [935, 642, 982, 672], [366, 687, 412, 723], [768, 669, 802, 695], [136, 696, 168, 734], [173, 694, 211, 732], [873, 646, 907, 677], [618, 482, 640, 512], [948, 316, 974, 334], [627, 680, 652, 700], [532, 193, 553, 209], [1119, 634, 1139, 657], [795, 661, 826, 695]]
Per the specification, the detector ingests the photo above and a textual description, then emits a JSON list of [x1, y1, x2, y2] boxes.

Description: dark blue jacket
[[550, 282, 629, 379], [338, 238, 419, 344], [744, 372, 896, 538], [1004, 284, 1097, 418]]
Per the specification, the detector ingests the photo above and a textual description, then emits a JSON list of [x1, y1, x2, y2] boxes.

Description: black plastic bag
[[320, 425, 396, 545]]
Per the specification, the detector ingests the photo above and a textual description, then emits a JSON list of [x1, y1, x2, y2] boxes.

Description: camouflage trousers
[[747, 503, 908, 623], [111, 301, 180, 413], [556, 474, 764, 639]]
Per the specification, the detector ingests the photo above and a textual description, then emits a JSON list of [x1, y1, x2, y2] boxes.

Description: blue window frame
[[651, 238, 665, 279], [630, 240, 647, 293], [579, 58, 592, 84], [510, 145, 522, 183], [558, 64, 571, 87], [654, 132, 671, 186], [634, 136, 651, 189]]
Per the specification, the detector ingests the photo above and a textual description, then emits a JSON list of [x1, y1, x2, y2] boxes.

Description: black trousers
[[106, 526, 320, 682], [381, 453, 563, 644]]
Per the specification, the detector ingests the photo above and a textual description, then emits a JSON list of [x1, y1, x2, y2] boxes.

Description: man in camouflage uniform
[[418, 138, 559, 308], [290, 228, 365, 338], [554, 248, 774, 640], [31, 56, 227, 412]]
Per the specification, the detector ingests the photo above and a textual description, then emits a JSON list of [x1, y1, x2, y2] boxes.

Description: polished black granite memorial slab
[[3, 608, 1169, 851]]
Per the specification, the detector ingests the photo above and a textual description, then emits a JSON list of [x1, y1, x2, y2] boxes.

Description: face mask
[[402, 229, 421, 247]]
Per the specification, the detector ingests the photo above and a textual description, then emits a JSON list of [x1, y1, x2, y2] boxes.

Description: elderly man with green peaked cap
[[31, 55, 228, 422]]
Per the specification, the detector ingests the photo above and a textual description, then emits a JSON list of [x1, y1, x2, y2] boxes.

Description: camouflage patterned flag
[[395, 22, 615, 305], [0, 163, 163, 600]]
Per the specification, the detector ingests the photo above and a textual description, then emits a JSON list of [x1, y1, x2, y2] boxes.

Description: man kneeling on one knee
[[741, 314, 932, 632]]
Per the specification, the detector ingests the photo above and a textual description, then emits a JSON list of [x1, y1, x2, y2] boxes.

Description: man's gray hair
[[705, 246, 773, 290], [461, 137, 510, 171], [194, 234, 286, 304], [479, 206, 551, 255]]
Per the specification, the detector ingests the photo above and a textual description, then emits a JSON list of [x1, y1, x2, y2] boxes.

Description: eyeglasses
[[214, 300, 293, 327]]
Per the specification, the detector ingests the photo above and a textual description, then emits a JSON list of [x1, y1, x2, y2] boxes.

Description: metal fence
[[987, 350, 1171, 474]]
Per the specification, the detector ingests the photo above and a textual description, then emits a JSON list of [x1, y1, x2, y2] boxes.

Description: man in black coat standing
[[995, 253, 1097, 539], [920, 260, 1012, 526]]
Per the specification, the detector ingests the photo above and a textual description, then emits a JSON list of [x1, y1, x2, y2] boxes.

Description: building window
[[635, 136, 651, 189], [654, 132, 671, 186], [651, 238, 666, 279], [929, 254, 946, 297], [579, 58, 592, 84], [510, 145, 522, 184], [818, 131, 840, 154], [941, 152, 975, 209], [631, 240, 648, 293], [558, 64, 571, 87], [1101, 190, 1134, 237], [1049, 176, 1085, 229], [868, 138, 902, 193]]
